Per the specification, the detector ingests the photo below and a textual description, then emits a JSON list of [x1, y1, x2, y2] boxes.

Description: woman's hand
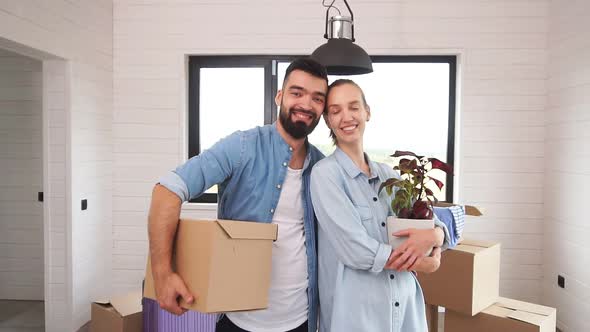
[[409, 247, 442, 273], [386, 228, 440, 271]]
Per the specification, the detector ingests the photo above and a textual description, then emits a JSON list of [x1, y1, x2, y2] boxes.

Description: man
[[148, 57, 328, 332]]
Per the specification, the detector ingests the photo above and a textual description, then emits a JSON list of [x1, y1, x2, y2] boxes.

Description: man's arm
[[148, 184, 194, 315]]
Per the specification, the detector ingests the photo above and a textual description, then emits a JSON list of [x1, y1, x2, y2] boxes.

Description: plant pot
[[386, 216, 435, 254]]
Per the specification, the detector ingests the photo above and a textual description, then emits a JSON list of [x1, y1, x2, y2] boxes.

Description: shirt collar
[[334, 147, 382, 181], [271, 122, 313, 171]]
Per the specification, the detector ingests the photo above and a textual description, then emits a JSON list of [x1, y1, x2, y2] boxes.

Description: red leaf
[[391, 150, 418, 158], [429, 158, 453, 174], [428, 176, 444, 190], [399, 159, 417, 173]]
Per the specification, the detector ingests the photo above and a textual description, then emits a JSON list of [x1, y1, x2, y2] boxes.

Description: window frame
[[187, 55, 456, 203]]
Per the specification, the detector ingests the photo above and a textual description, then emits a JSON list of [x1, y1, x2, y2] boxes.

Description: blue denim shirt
[[159, 123, 324, 332], [310, 148, 450, 332]]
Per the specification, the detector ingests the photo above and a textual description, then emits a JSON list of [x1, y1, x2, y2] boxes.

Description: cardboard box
[[417, 239, 500, 316], [91, 290, 142, 332], [144, 219, 278, 313], [445, 297, 557, 332]]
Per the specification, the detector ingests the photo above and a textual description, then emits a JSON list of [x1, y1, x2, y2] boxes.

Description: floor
[[0, 301, 563, 332], [0, 300, 44, 332]]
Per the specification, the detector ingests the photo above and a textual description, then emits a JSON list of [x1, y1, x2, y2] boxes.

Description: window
[[188, 56, 456, 203]]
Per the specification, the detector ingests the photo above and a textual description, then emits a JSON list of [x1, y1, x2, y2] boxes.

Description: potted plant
[[379, 150, 453, 250]]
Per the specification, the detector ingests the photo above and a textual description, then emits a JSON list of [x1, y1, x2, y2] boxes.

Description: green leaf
[[378, 178, 405, 194]]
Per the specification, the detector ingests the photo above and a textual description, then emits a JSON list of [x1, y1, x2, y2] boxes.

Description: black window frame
[[188, 55, 456, 203]]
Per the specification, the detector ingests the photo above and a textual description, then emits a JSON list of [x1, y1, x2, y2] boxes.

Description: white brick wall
[[0, 1, 113, 331], [544, 1, 590, 331], [0, 49, 43, 301], [113, 0, 549, 306]]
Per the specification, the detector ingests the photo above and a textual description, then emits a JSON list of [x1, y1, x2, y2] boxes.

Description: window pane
[[199, 67, 265, 194], [200, 68, 265, 150], [277, 62, 450, 200]]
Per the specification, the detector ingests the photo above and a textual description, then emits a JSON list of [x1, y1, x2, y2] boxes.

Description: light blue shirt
[[158, 123, 324, 332], [310, 148, 450, 332]]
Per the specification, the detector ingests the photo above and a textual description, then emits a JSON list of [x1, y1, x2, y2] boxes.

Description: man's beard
[[278, 103, 320, 139]]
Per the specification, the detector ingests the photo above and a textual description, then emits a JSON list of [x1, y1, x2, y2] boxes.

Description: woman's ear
[[366, 105, 371, 122]]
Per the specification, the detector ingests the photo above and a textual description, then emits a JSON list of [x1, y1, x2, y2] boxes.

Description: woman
[[310, 79, 450, 332]]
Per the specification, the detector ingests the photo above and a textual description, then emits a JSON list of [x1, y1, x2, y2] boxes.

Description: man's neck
[[276, 122, 307, 169]]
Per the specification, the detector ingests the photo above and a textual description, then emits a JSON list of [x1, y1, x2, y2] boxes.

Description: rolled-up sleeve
[[158, 171, 190, 202], [311, 163, 392, 273], [433, 213, 451, 251]]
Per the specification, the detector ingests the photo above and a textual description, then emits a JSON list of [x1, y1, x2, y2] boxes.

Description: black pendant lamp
[[311, 0, 373, 75]]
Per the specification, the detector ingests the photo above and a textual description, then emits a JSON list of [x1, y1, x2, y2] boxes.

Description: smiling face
[[276, 69, 327, 139], [324, 82, 371, 148]]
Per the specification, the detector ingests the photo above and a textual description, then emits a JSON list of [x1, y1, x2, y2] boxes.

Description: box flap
[[482, 297, 556, 327], [458, 239, 497, 249], [434, 202, 484, 216], [507, 310, 548, 326], [496, 297, 556, 317], [109, 290, 143, 317], [217, 220, 278, 240]]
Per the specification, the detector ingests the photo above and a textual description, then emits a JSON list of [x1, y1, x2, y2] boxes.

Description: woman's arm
[[386, 227, 443, 271], [409, 247, 441, 273], [311, 164, 392, 272]]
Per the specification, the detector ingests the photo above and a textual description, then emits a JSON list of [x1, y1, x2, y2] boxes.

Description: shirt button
[[277, 184, 281, 189], [390, 274, 394, 280], [395, 302, 400, 307], [289, 147, 293, 151], [270, 208, 274, 213], [282, 162, 287, 167], [381, 222, 386, 227], [373, 197, 378, 202]]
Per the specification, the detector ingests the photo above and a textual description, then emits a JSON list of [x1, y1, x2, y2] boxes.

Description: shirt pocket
[[355, 205, 373, 221]]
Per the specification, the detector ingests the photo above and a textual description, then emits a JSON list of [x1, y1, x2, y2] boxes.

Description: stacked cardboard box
[[418, 239, 557, 332]]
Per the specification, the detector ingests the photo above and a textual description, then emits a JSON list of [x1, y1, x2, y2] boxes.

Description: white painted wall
[[544, 1, 590, 331], [112, 0, 549, 307], [0, 1, 113, 331], [0, 48, 43, 300]]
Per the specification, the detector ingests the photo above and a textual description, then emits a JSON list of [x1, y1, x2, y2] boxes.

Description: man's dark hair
[[283, 57, 328, 88]]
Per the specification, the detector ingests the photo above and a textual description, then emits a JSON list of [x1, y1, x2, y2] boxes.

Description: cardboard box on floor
[[445, 297, 557, 332], [417, 239, 501, 316], [144, 219, 278, 313], [90, 290, 142, 332]]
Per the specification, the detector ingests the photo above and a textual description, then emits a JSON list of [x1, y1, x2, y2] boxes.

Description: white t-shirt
[[227, 167, 308, 332]]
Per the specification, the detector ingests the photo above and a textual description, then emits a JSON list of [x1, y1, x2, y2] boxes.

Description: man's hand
[[154, 271, 194, 315], [387, 228, 438, 271], [409, 247, 442, 273]]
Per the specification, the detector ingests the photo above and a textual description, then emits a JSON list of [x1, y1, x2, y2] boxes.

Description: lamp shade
[[311, 38, 373, 75]]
